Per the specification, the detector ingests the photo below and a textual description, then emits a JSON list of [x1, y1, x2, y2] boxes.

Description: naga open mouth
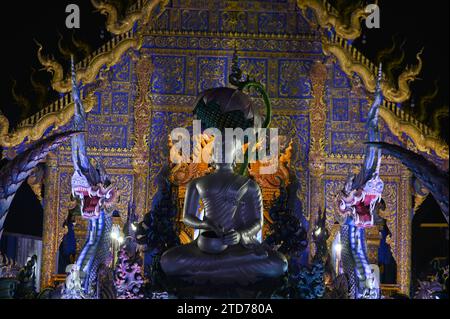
[[338, 190, 381, 228], [72, 186, 114, 219], [354, 192, 380, 228], [73, 186, 101, 219]]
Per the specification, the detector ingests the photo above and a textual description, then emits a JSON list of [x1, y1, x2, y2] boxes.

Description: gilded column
[[132, 54, 154, 219], [40, 153, 59, 288], [399, 167, 413, 296], [308, 60, 328, 261], [365, 226, 381, 264]]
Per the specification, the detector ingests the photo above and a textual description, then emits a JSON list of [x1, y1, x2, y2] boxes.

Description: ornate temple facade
[[0, 0, 448, 296]]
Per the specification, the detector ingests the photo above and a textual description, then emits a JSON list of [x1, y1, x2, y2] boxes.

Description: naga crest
[[70, 57, 118, 219], [337, 65, 385, 228]]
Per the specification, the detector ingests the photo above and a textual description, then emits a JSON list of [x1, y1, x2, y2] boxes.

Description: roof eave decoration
[[0, 95, 95, 148], [379, 107, 449, 159], [323, 34, 423, 103], [1, 0, 448, 161], [37, 33, 142, 94], [35, 0, 170, 94], [322, 34, 448, 160], [92, 0, 169, 35], [297, 0, 368, 40]]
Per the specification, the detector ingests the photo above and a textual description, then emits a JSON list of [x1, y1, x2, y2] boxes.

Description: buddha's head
[[193, 87, 259, 131], [193, 86, 261, 171]]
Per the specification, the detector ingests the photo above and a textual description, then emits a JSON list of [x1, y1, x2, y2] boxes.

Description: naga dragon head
[[71, 160, 118, 219], [70, 57, 118, 219], [338, 171, 384, 228], [337, 64, 385, 228]]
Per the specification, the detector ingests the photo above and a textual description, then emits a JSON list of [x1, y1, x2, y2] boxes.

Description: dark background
[[0, 0, 448, 284]]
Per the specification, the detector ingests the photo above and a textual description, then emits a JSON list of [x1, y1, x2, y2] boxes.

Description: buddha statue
[[160, 87, 288, 286]]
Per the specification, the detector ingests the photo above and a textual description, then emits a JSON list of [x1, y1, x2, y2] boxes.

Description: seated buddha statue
[[160, 87, 288, 286]]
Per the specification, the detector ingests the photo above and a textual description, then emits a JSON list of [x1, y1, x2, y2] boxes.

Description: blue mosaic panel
[[331, 131, 366, 154], [87, 124, 128, 148], [238, 58, 268, 89], [153, 8, 169, 30], [359, 99, 369, 122], [111, 56, 131, 82], [293, 115, 310, 162], [148, 111, 193, 184], [151, 56, 186, 94], [111, 92, 129, 114], [87, 92, 102, 115], [332, 98, 349, 121], [278, 59, 313, 98], [197, 57, 228, 93], [258, 12, 287, 34], [219, 11, 248, 33], [181, 10, 209, 31], [333, 63, 351, 88], [296, 11, 310, 32]]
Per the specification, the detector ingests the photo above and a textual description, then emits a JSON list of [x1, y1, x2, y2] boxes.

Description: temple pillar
[[40, 153, 59, 288], [365, 226, 381, 264], [132, 54, 154, 220], [398, 167, 413, 296], [307, 60, 328, 262]]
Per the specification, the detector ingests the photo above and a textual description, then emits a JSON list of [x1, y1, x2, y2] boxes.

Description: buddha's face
[[211, 138, 238, 166]]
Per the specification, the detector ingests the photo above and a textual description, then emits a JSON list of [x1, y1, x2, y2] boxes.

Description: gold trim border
[[0, 95, 95, 148], [297, 0, 367, 40]]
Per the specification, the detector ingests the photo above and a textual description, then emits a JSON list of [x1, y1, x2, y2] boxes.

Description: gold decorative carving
[[73, 216, 89, 259], [132, 54, 154, 219], [413, 194, 429, 213], [365, 226, 381, 264], [297, 0, 367, 40], [27, 164, 46, 201], [249, 141, 292, 189], [379, 107, 449, 159], [323, 35, 423, 104], [0, 95, 95, 148], [309, 61, 328, 161], [398, 168, 413, 296], [384, 49, 423, 103], [37, 34, 142, 93], [168, 133, 213, 186], [322, 35, 448, 159], [92, 0, 169, 35], [308, 60, 328, 260], [40, 153, 59, 288]]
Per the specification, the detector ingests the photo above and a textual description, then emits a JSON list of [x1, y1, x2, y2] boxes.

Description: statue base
[[163, 275, 287, 299]]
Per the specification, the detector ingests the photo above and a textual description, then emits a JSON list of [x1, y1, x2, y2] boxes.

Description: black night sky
[[0, 0, 448, 283]]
